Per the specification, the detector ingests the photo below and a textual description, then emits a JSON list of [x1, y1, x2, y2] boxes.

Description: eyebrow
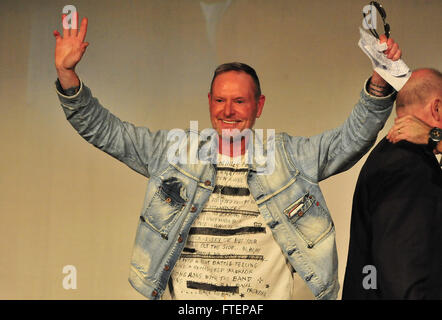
[[213, 96, 247, 100]]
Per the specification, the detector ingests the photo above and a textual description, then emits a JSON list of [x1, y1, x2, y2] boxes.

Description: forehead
[[212, 71, 255, 96]]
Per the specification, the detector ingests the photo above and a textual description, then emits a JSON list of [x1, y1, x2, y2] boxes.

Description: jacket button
[[269, 221, 279, 229], [190, 206, 197, 213], [165, 197, 172, 203], [298, 211, 304, 217], [164, 265, 170, 271], [178, 236, 183, 243], [204, 180, 211, 186], [152, 290, 158, 297]]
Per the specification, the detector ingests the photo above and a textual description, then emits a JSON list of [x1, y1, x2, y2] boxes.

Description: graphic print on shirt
[[169, 155, 294, 299]]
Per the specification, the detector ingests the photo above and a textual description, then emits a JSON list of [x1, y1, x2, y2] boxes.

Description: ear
[[430, 98, 441, 122], [255, 95, 266, 118]]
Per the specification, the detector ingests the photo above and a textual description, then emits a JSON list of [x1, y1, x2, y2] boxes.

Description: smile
[[221, 120, 241, 124]]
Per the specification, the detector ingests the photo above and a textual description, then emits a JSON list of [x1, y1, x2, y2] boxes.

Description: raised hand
[[53, 11, 89, 89], [369, 34, 402, 95]]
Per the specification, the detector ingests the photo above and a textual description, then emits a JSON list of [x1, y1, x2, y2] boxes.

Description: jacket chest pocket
[[284, 193, 333, 248], [141, 177, 188, 239]]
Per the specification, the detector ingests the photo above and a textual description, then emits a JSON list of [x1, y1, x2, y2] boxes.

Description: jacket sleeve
[[55, 80, 169, 178], [284, 79, 395, 182]]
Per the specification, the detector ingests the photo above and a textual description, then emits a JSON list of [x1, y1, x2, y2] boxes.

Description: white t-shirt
[[166, 153, 296, 299]]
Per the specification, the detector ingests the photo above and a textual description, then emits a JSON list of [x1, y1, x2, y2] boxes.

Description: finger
[[78, 17, 88, 42], [386, 38, 395, 49], [81, 42, 89, 51], [53, 30, 62, 41], [391, 131, 404, 143], [387, 125, 398, 137], [62, 14, 70, 37], [387, 43, 399, 59], [71, 11, 79, 37], [379, 34, 388, 44], [387, 130, 398, 143], [384, 38, 395, 55], [392, 49, 402, 61], [389, 125, 403, 142], [387, 129, 393, 141]]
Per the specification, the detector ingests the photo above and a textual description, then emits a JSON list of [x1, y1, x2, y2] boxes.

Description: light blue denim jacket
[[56, 79, 395, 300]]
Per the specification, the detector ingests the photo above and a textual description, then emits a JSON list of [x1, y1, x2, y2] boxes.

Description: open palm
[[53, 13, 89, 71]]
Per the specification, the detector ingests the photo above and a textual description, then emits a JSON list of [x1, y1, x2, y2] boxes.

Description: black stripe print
[[180, 253, 264, 260], [216, 167, 249, 173], [213, 185, 250, 196], [182, 247, 196, 253], [201, 208, 259, 216], [189, 226, 265, 236], [187, 281, 239, 294]]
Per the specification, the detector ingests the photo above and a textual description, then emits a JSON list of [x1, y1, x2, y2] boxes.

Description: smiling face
[[208, 71, 265, 138]]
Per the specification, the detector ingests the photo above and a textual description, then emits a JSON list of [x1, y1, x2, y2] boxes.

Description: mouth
[[221, 119, 242, 124], [217, 119, 243, 130]]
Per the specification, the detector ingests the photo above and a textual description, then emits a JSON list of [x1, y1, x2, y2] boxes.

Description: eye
[[235, 99, 244, 104], [215, 99, 224, 103]]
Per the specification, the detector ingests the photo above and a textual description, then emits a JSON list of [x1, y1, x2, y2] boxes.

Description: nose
[[224, 100, 234, 117]]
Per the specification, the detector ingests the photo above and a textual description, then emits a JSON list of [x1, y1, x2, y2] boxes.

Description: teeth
[[222, 120, 239, 124]]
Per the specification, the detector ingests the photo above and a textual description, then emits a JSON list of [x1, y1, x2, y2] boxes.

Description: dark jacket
[[343, 137, 442, 299]]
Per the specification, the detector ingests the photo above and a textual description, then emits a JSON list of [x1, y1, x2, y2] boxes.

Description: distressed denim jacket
[[56, 79, 395, 300]]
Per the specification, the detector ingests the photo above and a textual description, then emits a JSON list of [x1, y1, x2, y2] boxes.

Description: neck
[[218, 135, 248, 157]]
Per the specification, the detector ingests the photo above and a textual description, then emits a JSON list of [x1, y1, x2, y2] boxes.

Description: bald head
[[396, 68, 442, 109], [395, 68, 442, 127]]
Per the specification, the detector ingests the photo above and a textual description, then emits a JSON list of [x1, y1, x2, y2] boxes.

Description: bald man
[[386, 69, 442, 156], [343, 68, 442, 299]]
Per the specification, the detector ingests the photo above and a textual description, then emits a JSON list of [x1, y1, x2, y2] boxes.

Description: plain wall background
[[0, 0, 441, 299]]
